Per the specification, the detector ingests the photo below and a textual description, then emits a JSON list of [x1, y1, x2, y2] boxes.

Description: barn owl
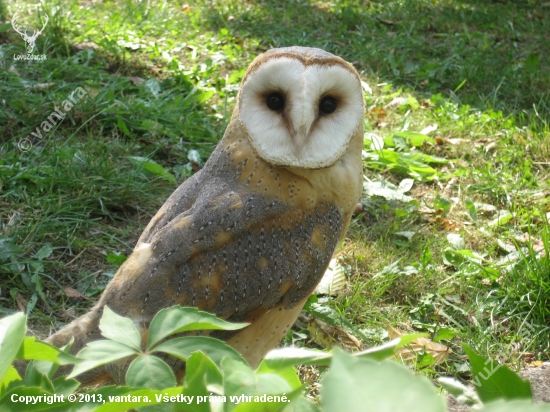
[[45, 46, 365, 383]]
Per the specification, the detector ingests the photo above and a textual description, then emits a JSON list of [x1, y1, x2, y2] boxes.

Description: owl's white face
[[238, 49, 364, 169]]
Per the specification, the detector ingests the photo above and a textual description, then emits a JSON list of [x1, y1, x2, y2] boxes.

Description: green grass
[[0, 0, 549, 391]]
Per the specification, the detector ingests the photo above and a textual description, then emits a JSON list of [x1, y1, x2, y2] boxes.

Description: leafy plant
[[1, 307, 548, 411]]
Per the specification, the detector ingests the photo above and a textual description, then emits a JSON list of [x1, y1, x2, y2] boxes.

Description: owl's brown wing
[[100, 184, 344, 328]]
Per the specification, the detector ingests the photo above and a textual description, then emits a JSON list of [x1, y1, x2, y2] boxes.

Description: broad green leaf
[[256, 362, 302, 391], [125, 355, 176, 390], [233, 374, 298, 412], [463, 345, 532, 403], [152, 336, 247, 367], [51, 376, 80, 396], [263, 347, 332, 369], [0, 366, 21, 393], [0, 239, 24, 261], [480, 401, 550, 412], [100, 306, 142, 351], [68, 340, 138, 379], [21, 362, 55, 395], [184, 351, 223, 389], [433, 328, 456, 342], [355, 337, 406, 362], [16, 337, 78, 364], [147, 306, 247, 349], [0, 312, 26, 381], [33, 339, 75, 379], [34, 244, 53, 260], [321, 348, 446, 412], [180, 352, 221, 412]]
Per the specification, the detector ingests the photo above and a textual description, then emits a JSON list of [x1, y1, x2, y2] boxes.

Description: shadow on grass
[[199, 0, 550, 119]]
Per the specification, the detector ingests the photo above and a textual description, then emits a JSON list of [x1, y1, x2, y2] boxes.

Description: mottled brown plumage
[[45, 46, 364, 383]]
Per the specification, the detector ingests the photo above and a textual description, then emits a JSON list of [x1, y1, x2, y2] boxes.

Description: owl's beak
[[292, 126, 310, 153], [292, 110, 314, 153]]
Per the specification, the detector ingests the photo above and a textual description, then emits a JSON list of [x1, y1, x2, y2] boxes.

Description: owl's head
[[238, 46, 364, 169]]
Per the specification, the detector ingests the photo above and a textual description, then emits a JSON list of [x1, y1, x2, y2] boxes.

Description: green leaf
[[434, 194, 451, 215], [465, 198, 478, 223], [256, 363, 302, 391], [147, 306, 247, 349], [321, 348, 446, 412], [264, 336, 425, 370], [34, 244, 53, 260], [16, 337, 78, 364], [106, 252, 127, 267], [100, 306, 142, 351], [433, 328, 456, 342], [487, 210, 513, 227], [68, 340, 138, 379], [153, 336, 247, 367], [223, 357, 256, 409], [394, 132, 435, 147], [263, 347, 332, 369], [180, 352, 222, 412], [21, 362, 55, 394], [127, 156, 176, 184], [0, 366, 21, 393], [117, 116, 132, 137], [463, 345, 532, 403], [0, 239, 24, 261], [232, 375, 298, 412], [0, 312, 26, 382], [525, 53, 539, 74], [356, 337, 417, 362], [125, 355, 176, 390], [51, 376, 80, 396]]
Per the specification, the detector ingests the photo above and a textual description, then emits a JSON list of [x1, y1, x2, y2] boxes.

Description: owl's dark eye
[[319, 96, 337, 114], [266, 93, 285, 111]]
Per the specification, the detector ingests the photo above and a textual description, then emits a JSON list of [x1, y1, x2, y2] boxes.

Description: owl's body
[[45, 47, 364, 381]]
